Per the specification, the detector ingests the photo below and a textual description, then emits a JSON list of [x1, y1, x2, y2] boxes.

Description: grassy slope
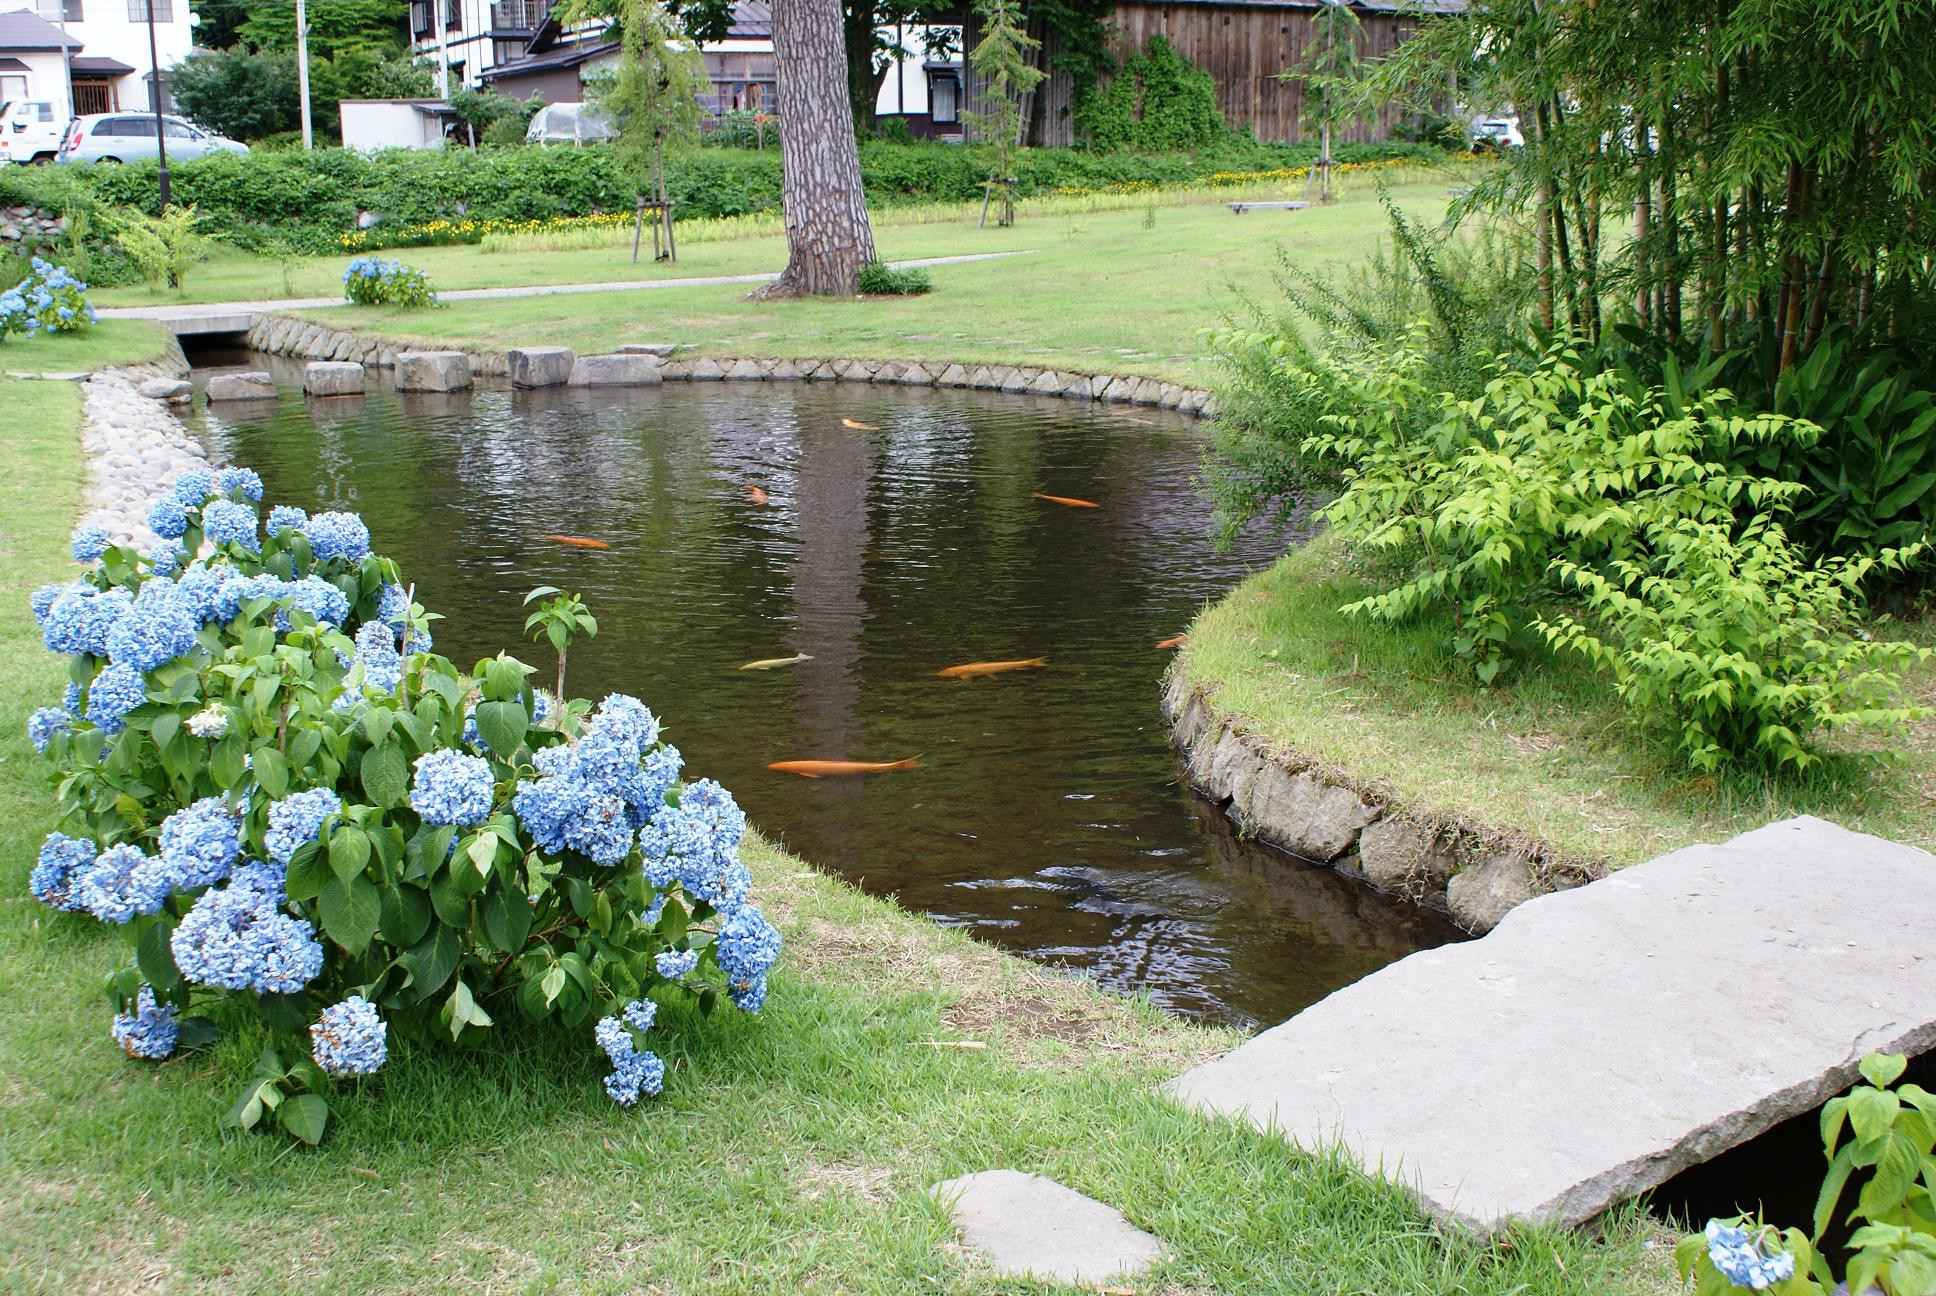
[[98, 176, 1465, 389], [0, 377, 1677, 1291], [1179, 535, 1936, 871], [0, 319, 175, 375]]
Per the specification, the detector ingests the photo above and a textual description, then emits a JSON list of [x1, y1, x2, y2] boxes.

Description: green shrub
[[111, 204, 207, 291], [1540, 517, 1928, 771], [1076, 35, 1229, 152], [856, 261, 932, 295], [342, 256, 435, 307]]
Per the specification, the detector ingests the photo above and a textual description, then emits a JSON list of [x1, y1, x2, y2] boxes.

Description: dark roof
[[1113, 0, 1464, 10], [478, 36, 617, 81], [0, 9, 81, 51], [725, 0, 770, 38], [70, 56, 137, 75], [0, 55, 26, 71]]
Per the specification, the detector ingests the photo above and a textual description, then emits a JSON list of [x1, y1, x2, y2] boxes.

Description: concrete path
[[1168, 816, 1936, 1234], [98, 252, 1030, 333], [929, 1170, 1166, 1284]]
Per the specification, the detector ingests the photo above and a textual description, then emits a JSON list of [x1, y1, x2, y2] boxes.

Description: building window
[[0, 74, 27, 102], [37, 0, 84, 22], [128, 0, 173, 21], [930, 73, 959, 125], [443, 0, 461, 29]]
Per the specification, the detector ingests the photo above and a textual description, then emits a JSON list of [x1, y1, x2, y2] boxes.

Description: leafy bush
[[0, 257, 98, 339], [112, 204, 207, 291], [27, 473, 782, 1143], [1678, 1053, 1936, 1295], [1076, 35, 1229, 152], [1540, 518, 1928, 770], [342, 257, 435, 307], [856, 261, 932, 295]]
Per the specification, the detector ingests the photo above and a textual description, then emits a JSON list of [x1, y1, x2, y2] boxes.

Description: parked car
[[0, 99, 65, 165], [1469, 117, 1525, 151], [56, 113, 247, 165]]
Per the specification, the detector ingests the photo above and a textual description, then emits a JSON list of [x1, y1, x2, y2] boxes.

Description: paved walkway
[[1168, 816, 1936, 1235], [98, 252, 1029, 326]]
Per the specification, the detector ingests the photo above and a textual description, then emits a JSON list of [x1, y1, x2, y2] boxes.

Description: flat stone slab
[[302, 361, 365, 397], [616, 343, 679, 357], [395, 351, 472, 392], [1167, 816, 1936, 1235], [204, 372, 277, 402], [929, 1170, 1165, 1285], [569, 353, 662, 387], [139, 377, 191, 403], [508, 345, 573, 388]]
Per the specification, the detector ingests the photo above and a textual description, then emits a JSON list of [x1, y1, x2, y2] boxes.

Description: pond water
[[187, 352, 1461, 1029]]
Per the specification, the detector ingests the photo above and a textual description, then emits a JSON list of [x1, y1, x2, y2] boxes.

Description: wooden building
[[965, 0, 1462, 148]]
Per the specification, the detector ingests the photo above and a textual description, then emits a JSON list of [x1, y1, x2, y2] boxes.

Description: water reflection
[[189, 353, 1460, 1029]]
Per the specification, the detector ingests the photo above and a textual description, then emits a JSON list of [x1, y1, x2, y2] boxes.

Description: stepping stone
[[616, 343, 679, 357], [302, 361, 365, 397], [1167, 817, 1936, 1235], [205, 372, 276, 402], [569, 354, 662, 387], [139, 378, 191, 403], [395, 351, 472, 392], [507, 346, 573, 388], [928, 1169, 1165, 1285]]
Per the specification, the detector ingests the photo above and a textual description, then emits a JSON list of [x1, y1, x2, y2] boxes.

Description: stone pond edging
[[1160, 669, 1603, 934], [240, 314, 1218, 414], [78, 355, 211, 552]]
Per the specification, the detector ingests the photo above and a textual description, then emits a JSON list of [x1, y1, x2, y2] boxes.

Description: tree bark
[[754, 0, 879, 299]]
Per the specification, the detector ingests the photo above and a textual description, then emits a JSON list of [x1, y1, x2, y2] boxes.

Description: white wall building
[[0, 0, 196, 120]]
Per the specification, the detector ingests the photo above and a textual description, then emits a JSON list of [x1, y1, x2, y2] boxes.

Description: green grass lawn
[[0, 369, 1680, 1290], [99, 174, 1469, 389], [1178, 535, 1936, 871], [0, 318, 175, 376]]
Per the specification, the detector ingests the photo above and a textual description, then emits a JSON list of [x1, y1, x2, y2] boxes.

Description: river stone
[[1170, 816, 1936, 1235], [929, 1170, 1165, 1284], [1358, 817, 1459, 900], [205, 372, 277, 402], [725, 358, 764, 381], [1234, 764, 1379, 863], [568, 353, 663, 387], [686, 357, 724, 381], [508, 346, 573, 388], [937, 363, 970, 387], [767, 358, 801, 381], [395, 351, 472, 392], [1061, 374, 1095, 401], [616, 343, 678, 357], [139, 378, 191, 403], [302, 361, 365, 397], [1447, 849, 1544, 933]]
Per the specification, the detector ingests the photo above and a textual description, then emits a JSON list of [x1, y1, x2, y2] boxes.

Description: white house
[[0, 0, 196, 119]]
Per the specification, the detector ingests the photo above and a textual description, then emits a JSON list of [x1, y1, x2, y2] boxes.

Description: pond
[[187, 352, 1461, 1029]]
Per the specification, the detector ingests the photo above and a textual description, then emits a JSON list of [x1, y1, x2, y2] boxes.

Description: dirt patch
[[793, 1162, 896, 1205]]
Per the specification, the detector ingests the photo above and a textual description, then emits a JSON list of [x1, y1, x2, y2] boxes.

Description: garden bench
[[1227, 201, 1310, 214]]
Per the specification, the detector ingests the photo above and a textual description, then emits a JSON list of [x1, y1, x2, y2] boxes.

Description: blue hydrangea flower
[[42, 585, 132, 656], [172, 468, 213, 504], [27, 705, 70, 752], [146, 496, 189, 540], [594, 1011, 665, 1106], [171, 883, 323, 994], [173, 564, 229, 625], [301, 511, 371, 564], [202, 498, 260, 552], [655, 949, 698, 981], [77, 843, 169, 923], [622, 997, 657, 1033], [729, 977, 767, 1013], [111, 985, 179, 1060], [216, 466, 264, 501], [351, 620, 403, 694], [31, 831, 95, 911], [30, 580, 78, 624], [266, 504, 308, 535], [1703, 1222, 1796, 1291], [228, 857, 287, 903], [409, 750, 495, 827], [104, 581, 196, 672], [62, 682, 83, 715], [185, 704, 229, 739], [310, 996, 388, 1076], [714, 906, 781, 1010], [71, 524, 111, 563], [638, 780, 751, 912], [283, 575, 350, 628], [378, 583, 432, 653], [264, 787, 342, 865], [514, 771, 633, 865], [156, 796, 242, 891], [147, 543, 182, 577], [85, 662, 147, 735]]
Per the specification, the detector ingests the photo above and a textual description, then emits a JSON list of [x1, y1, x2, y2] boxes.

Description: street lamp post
[[144, 0, 169, 206]]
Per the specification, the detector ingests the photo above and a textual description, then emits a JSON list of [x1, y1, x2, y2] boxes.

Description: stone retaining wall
[[242, 315, 1216, 414], [1, 205, 65, 249], [1160, 670, 1601, 934]]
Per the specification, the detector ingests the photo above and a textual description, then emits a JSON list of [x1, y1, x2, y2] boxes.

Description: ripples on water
[[189, 353, 1460, 1029]]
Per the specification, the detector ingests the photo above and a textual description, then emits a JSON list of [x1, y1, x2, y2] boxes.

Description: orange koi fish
[[540, 534, 611, 550], [937, 657, 1048, 680], [1031, 491, 1100, 509], [1154, 634, 1188, 650], [840, 418, 880, 431], [767, 756, 921, 777], [746, 485, 770, 505]]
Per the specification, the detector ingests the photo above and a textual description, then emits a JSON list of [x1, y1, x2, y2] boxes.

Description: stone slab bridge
[[1168, 816, 1936, 1234]]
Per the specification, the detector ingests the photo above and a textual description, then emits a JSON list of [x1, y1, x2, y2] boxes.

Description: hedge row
[[0, 139, 1446, 254]]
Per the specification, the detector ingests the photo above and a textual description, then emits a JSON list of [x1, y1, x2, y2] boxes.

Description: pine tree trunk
[[754, 0, 878, 299]]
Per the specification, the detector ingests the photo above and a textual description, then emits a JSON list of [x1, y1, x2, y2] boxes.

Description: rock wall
[[1160, 670, 1600, 934], [242, 314, 1217, 413], [1, 205, 65, 250]]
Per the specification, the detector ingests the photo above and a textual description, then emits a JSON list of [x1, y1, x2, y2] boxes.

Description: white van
[[0, 99, 66, 165]]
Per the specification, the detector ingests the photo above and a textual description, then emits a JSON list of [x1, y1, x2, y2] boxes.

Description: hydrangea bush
[[27, 467, 780, 1143], [341, 257, 436, 308], [1, 257, 99, 341]]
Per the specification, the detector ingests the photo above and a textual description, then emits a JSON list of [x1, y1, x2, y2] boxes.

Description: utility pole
[[144, 0, 169, 205], [296, 0, 313, 149], [52, 0, 74, 124]]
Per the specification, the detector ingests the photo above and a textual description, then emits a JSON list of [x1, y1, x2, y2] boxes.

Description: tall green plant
[[1289, 0, 1363, 202], [966, 0, 1044, 228]]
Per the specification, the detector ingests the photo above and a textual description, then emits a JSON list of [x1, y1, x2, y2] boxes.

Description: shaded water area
[[187, 351, 1461, 1029]]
